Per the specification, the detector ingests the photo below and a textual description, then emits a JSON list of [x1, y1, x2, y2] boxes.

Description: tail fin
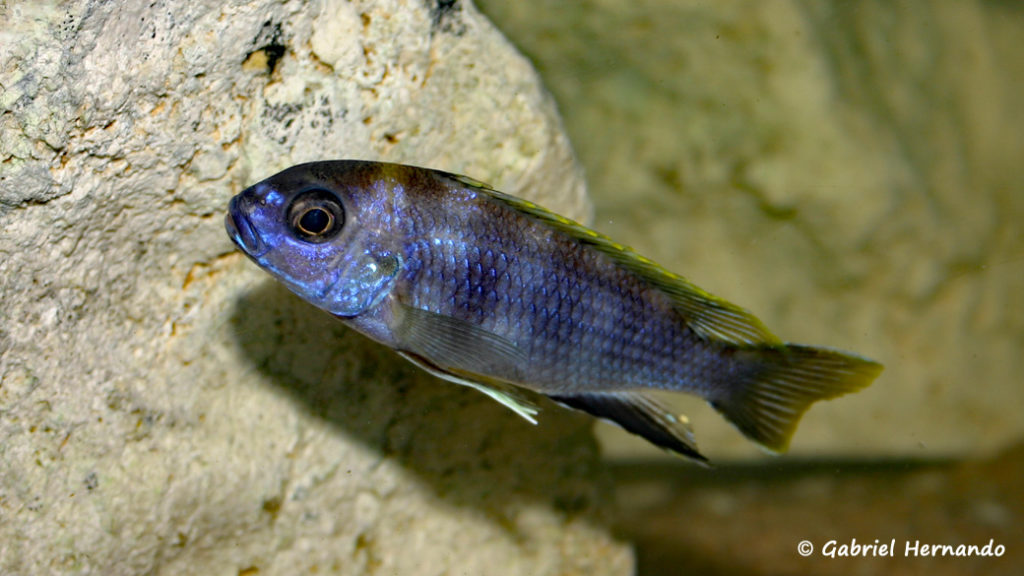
[[710, 344, 883, 452]]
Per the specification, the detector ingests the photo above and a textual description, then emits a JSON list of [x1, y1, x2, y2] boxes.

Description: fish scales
[[226, 160, 883, 462], [395, 180, 717, 396]]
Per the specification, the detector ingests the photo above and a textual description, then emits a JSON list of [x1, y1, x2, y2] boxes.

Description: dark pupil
[[299, 208, 331, 234], [288, 189, 344, 243]]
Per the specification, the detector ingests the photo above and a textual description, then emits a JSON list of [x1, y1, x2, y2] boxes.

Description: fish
[[225, 160, 883, 463]]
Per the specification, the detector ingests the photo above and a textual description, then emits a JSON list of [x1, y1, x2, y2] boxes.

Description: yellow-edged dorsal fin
[[450, 174, 781, 347]]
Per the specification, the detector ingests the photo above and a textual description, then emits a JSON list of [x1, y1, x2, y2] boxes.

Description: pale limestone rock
[[477, 0, 1024, 459], [0, 1, 629, 575]]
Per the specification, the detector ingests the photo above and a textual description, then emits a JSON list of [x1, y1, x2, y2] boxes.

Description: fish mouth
[[225, 196, 267, 257]]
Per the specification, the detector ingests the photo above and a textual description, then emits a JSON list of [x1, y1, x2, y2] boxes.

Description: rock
[[0, 1, 629, 575], [477, 0, 1024, 460]]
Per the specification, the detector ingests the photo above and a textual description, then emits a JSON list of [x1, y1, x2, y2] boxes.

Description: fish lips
[[225, 195, 268, 258]]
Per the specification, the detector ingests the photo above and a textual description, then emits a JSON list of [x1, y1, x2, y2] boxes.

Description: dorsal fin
[[449, 173, 780, 347]]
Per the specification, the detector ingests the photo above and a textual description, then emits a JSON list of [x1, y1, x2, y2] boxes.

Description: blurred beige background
[[476, 0, 1024, 461]]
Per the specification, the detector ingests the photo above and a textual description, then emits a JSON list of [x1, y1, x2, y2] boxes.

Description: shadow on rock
[[228, 279, 612, 522]]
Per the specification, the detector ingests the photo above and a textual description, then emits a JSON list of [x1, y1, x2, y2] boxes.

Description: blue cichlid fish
[[226, 160, 882, 463]]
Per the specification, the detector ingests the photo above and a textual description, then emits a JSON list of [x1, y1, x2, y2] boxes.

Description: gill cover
[[324, 250, 402, 317]]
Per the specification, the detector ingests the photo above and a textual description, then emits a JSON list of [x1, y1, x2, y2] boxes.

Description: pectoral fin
[[393, 304, 527, 377], [392, 304, 539, 423], [548, 391, 708, 464], [397, 351, 541, 424]]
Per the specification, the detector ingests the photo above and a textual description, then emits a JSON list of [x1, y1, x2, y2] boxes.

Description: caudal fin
[[710, 344, 883, 452]]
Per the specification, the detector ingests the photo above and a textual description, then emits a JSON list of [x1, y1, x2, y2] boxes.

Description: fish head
[[225, 162, 402, 317]]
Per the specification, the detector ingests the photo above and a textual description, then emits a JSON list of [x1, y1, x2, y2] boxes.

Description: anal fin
[[548, 391, 708, 464]]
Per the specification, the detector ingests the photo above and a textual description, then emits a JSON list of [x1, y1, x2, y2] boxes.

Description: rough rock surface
[[478, 0, 1024, 460], [0, 1, 630, 575]]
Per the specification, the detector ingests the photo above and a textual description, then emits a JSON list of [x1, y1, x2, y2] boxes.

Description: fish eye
[[287, 189, 345, 242]]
